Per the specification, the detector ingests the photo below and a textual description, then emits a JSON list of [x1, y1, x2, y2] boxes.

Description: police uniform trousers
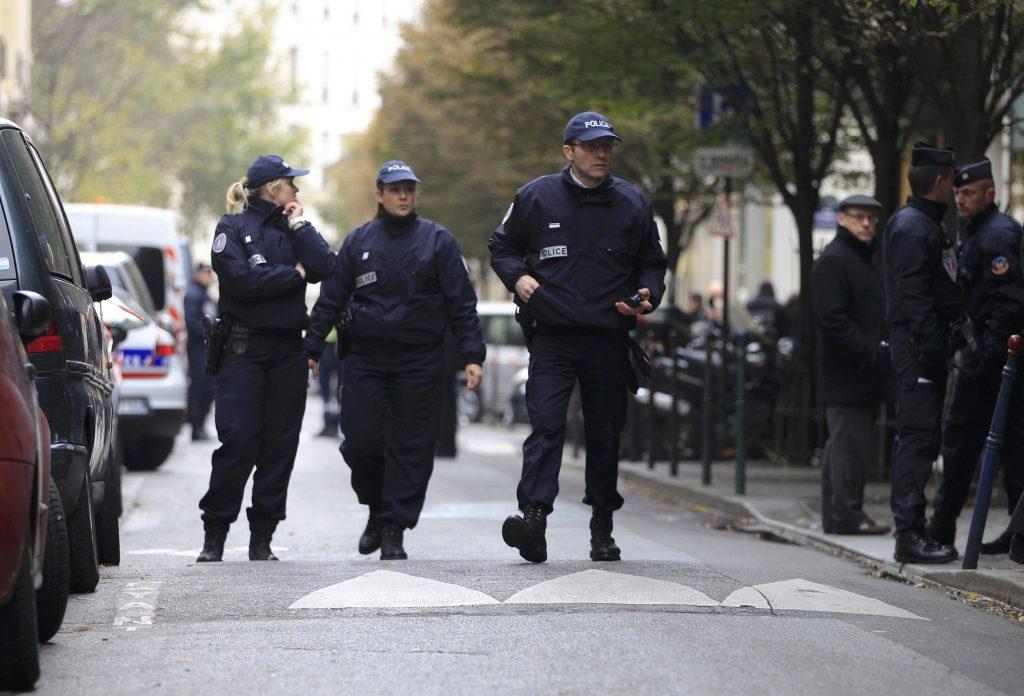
[[200, 329, 307, 533], [519, 325, 629, 514], [187, 337, 214, 431], [889, 327, 947, 533], [339, 342, 445, 529], [821, 404, 877, 532], [933, 356, 1024, 526]]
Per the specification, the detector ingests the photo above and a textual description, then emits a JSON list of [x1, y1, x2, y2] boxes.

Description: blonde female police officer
[[306, 160, 485, 560], [197, 155, 336, 563]]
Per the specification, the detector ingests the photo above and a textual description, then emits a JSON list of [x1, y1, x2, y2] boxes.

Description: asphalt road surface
[[26, 399, 1024, 695]]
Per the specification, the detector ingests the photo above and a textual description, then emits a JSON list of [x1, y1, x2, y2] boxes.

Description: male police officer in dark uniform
[[884, 142, 964, 564], [489, 111, 667, 563], [928, 158, 1024, 554], [185, 262, 217, 441], [197, 155, 336, 563]]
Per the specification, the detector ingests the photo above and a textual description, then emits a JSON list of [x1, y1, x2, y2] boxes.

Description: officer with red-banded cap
[[929, 156, 1024, 555], [489, 111, 667, 563]]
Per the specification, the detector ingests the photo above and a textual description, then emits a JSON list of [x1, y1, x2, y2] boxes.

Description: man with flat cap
[[813, 195, 891, 535], [884, 142, 964, 564], [927, 157, 1024, 554], [489, 111, 667, 563]]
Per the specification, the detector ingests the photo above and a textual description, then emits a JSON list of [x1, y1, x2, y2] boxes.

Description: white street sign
[[694, 146, 755, 178]]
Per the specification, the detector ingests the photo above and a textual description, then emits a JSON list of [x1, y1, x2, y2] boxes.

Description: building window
[[288, 46, 299, 101], [0, 38, 7, 79]]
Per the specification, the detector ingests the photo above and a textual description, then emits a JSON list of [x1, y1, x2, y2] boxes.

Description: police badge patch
[[213, 232, 227, 254], [941, 246, 958, 281], [991, 256, 1010, 276]]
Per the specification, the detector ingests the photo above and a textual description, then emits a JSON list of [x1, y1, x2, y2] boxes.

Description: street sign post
[[694, 147, 755, 178]]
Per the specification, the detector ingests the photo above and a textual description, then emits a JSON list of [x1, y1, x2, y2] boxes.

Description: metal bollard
[[646, 330, 658, 470], [669, 329, 680, 477], [701, 331, 714, 486], [962, 334, 1023, 569], [735, 331, 748, 495]]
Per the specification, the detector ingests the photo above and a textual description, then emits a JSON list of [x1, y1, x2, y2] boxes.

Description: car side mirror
[[109, 325, 129, 347], [12, 290, 51, 339], [85, 264, 113, 302]]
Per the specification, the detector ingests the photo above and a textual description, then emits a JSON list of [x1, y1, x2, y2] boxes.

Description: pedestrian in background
[[929, 158, 1024, 553], [197, 155, 336, 563], [812, 195, 891, 536], [746, 280, 790, 339], [306, 160, 485, 561], [315, 328, 343, 438], [185, 261, 217, 441], [489, 111, 667, 563], [883, 142, 964, 564]]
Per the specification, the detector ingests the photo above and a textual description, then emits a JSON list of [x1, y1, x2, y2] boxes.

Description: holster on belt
[[335, 306, 353, 360], [515, 304, 536, 350], [203, 314, 231, 375]]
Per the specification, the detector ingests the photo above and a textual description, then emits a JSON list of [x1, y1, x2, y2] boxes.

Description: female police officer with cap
[[197, 154, 336, 563], [306, 160, 485, 560]]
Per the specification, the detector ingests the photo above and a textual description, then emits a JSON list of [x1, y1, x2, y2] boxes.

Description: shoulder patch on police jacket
[[992, 256, 1010, 275], [540, 245, 568, 260], [355, 271, 378, 288], [213, 232, 227, 254]]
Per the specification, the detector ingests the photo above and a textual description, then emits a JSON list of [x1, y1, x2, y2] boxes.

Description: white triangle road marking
[[504, 569, 720, 606], [721, 586, 770, 609], [724, 578, 925, 620], [289, 570, 500, 609]]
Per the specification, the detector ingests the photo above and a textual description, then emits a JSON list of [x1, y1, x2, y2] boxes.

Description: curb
[[589, 459, 1024, 613]]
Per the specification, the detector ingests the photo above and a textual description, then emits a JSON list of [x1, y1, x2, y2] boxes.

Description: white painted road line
[[504, 569, 720, 606], [113, 581, 163, 631], [727, 578, 926, 620], [289, 570, 501, 609]]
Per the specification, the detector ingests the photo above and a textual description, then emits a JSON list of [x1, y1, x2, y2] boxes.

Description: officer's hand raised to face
[[615, 288, 652, 316], [515, 275, 540, 303], [283, 201, 303, 220], [465, 364, 483, 391]]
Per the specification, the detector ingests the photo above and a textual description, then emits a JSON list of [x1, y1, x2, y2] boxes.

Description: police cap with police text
[[838, 194, 882, 211], [563, 111, 623, 144], [910, 141, 954, 168], [246, 155, 310, 189], [954, 157, 993, 188], [376, 160, 421, 185]]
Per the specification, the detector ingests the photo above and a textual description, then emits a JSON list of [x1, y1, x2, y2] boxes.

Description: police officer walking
[[185, 262, 217, 441], [884, 142, 965, 564], [306, 160, 485, 561], [489, 111, 667, 563], [929, 158, 1024, 553], [197, 155, 336, 563]]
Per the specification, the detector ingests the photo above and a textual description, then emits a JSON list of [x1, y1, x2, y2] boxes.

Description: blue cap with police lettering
[[563, 111, 622, 144], [246, 155, 310, 189], [376, 160, 421, 185]]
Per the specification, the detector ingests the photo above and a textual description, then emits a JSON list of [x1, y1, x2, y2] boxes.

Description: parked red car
[[0, 290, 70, 691]]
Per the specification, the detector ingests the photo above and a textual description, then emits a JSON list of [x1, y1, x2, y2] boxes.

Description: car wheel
[[95, 444, 121, 566], [123, 435, 175, 471], [457, 388, 481, 425], [37, 478, 70, 642], [67, 471, 99, 593], [0, 532, 40, 691]]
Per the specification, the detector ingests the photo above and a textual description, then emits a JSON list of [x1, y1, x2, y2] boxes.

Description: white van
[[65, 204, 190, 345]]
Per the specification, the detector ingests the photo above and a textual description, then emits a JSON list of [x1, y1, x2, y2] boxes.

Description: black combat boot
[[359, 511, 383, 555], [980, 527, 1014, 555], [590, 508, 621, 561], [1010, 533, 1024, 564], [925, 516, 956, 547], [502, 504, 547, 563], [380, 522, 408, 560], [894, 528, 957, 564], [249, 530, 279, 561], [196, 530, 226, 563]]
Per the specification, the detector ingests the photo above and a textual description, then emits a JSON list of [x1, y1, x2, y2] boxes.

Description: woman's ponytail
[[226, 177, 251, 213]]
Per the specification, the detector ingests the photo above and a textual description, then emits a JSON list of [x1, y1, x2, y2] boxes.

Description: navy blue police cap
[[246, 155, 310, 189], [910, 141, 954, 168], [954, 157, 993, 188], [838, 194, 882, 211], [563, 111, 622, 144], [376, 160, 421, 185]]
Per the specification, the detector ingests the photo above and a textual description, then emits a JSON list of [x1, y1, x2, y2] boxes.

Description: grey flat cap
[[838, 194, 882, 210]]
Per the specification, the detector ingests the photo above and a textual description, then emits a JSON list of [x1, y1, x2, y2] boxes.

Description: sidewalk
[[566, 454, 1024, 611]]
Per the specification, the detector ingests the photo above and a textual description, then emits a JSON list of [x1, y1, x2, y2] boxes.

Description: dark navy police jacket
[[956, 202, 1024, 351], [883, 196, 964, 350], [488, 166, 667, 331], [211, 197, 336, 331], [305, 212, 486, 366]]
